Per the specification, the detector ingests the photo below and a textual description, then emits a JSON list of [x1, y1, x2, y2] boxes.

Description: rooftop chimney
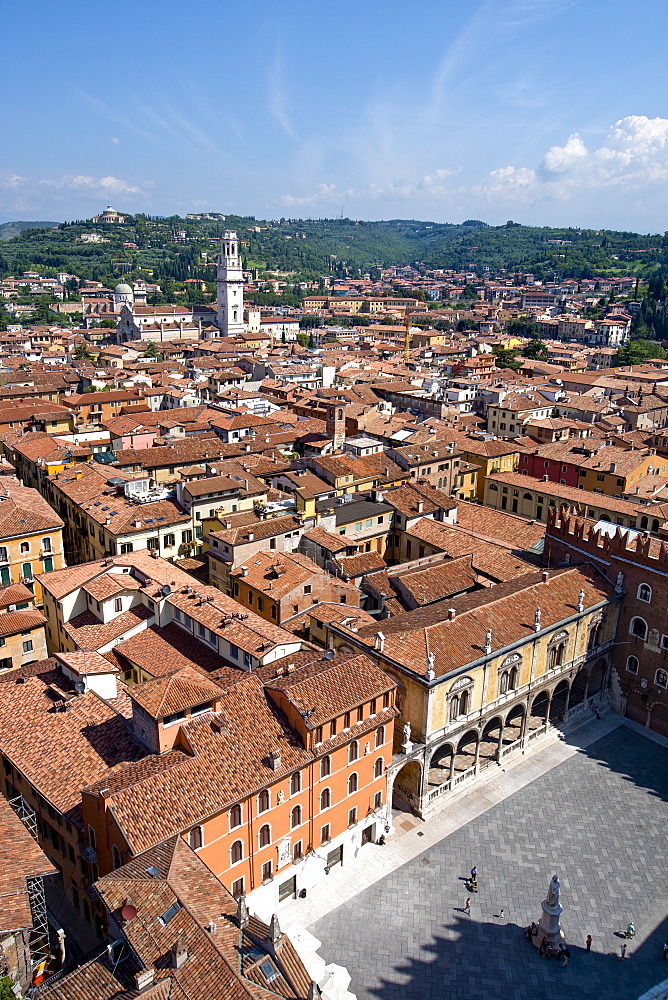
[[448, 608, 456, 620], [240, 566, 248, 577], [172, 937, 188, 970], [247, 532, 254, 542], [134, 969, 155, 992], [268, 750, 282, 771]]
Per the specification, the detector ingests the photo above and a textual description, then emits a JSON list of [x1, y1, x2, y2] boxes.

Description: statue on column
[[402, 721, 413, 754], [546, 874, 560, 908]]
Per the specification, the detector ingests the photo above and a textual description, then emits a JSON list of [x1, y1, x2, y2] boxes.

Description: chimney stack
[[448, 608, 456, 620], [268, 750, 282, 771]]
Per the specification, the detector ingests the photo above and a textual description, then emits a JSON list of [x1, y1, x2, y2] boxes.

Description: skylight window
[[259, 959, 279, 983], [157, 901, 182, 926], [145, 865, 160, 877]]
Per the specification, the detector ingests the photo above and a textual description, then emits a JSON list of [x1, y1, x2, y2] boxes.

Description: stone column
[[496, 723, 504, 761]]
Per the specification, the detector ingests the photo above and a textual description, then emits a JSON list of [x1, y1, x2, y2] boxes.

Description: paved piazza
[[311, 726, 668, 1000]]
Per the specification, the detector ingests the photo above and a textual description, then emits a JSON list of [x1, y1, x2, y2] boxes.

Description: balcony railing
[[428, 639, 613, 746]]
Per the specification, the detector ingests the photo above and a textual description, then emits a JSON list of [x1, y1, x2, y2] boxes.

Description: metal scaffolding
[[9, 796, 53, 973]]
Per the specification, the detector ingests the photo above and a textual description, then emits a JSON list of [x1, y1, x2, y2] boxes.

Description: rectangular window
[[357, 705, 364, 723], [174, 609, 181, 622], [147, 537, 159, 550], [231, 878, 244, 898], [43, 556, 54, 572], [229, 643, 239, 659], [269, 537, 277, 550], [164, 533, 175, 547], [257, 595, 264, 611], [304, 585, 311, 595], [330, 718, 337, 737], [279, 875, 296, 901], [114, 598, 122, 612], [262, 860, 273, 881], [23, 640, 33, 653], [370, 698, 377, 715], [320, 824, 331, 845], [348, 807, 357, 827], [41, 537, 52, 552], [374, 791, 383, 810], [181, 530, 192, 544], [120, 542, 133, 554]]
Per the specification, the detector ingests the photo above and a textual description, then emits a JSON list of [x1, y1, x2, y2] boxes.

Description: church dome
[[114, 282, 133, 294]]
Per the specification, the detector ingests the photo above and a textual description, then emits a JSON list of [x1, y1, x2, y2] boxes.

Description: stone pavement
[[299, 720, 668, 1000]]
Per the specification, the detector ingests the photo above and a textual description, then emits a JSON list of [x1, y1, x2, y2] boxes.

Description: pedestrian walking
[[620, 943, 627, 960], [561, 947, 571, 968], [585, 934, 592, 952], [464, 897, 471, 914], [663, 941, 668, 960], [470, 866, 478, 881], [499, 908, 504, 919]]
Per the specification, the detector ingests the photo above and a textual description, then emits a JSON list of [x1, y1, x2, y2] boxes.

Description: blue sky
[[2, 0, 667, 231]]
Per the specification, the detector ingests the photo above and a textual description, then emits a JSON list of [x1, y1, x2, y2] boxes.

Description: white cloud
[[1, 172, 145, 196], [280, 167, 462, 209], [541, 133, 588, 174], [110, 137, 120, 145], [476, 115, 668, 204]]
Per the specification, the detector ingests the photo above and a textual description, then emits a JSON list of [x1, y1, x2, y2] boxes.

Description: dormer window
[[163, 710, 186, 727], [191, 702, 212, 716]]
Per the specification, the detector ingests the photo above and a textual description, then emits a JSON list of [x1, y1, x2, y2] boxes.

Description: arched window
[[291, 805, 302, 829], [258, 789, 270, 813], [230, 840, 243, 864], [500, 671, 510, 694], [290, 772, 301, 795], [259, 824, 271, 848], [188, 827, 203, 851], [320, 787, 331, 811], [375, 726, 385, 748], [631, 617, 647, 639], [489, 483, 498, 492], [508, 665, 518, 689], [656, 669, 668, 689], [229, 804, 242, 829], [348, 772, 358, 795], [460, 689, 470, 715], [640, 516, 648, 530], [338, 409, 343, 420], [523, 492, 533, 500], [374, 757, 384, 778], [588, 622, 603, 649], [111, 845, 122, 869], [449, 695, 459, 721], [320, 755, 331, 778], [348, 740, 358, 763], [626, 655, 639, 675], [547, 641, 566, 670], [637, 583, 652, 603], [652, 519, 660, 533]]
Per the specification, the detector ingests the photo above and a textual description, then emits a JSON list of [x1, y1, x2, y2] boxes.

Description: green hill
[[0, 213, 664, 286], [0, 220, 60, 241]]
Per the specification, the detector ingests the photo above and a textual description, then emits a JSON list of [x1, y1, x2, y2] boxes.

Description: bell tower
[[324, 402, 345, 452], [216, 230, 245, 337]]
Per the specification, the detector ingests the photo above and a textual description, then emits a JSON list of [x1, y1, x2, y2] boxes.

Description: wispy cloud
[[279, 116, 668, 223], [268, 49, 298, 140]]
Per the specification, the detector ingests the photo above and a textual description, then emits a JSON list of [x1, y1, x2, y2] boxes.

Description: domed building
[[91, 205, 125, 224], [113, 282, 134, 310]]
